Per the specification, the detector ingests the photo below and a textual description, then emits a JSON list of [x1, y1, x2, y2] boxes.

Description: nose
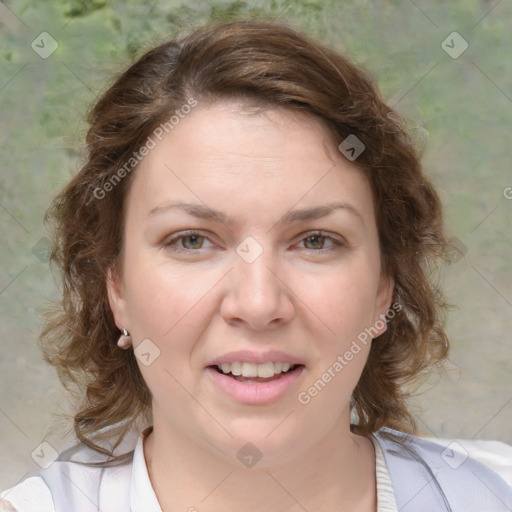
[[220, 244, 295, 331]]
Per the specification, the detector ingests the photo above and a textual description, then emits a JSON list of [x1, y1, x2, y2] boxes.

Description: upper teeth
[[217, 362, 294, 378]]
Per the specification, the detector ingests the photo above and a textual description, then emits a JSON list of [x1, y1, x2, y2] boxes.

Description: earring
[[117, 328, 132, 349]]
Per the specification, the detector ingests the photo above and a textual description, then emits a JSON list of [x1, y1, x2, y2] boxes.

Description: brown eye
[[297, 232, 342, 251], [163, 231, 214, 253], [180, 234, 205, 250], [303, 234, 327, 250]]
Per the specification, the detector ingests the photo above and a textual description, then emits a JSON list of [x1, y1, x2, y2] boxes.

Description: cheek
[[301, 264, 379, 340], [123, 258, 211, 401], [123, 252, 215, 340], [296, 272, 376, 417]]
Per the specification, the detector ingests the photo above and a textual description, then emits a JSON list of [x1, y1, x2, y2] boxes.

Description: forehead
[[126, 100, 375, 227]]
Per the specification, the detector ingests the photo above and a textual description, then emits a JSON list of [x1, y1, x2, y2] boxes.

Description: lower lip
[[205, 366, 305, 405]]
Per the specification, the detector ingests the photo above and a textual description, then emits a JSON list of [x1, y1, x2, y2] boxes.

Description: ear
[[372, 272, 395, 337], [106, 265, 129, 332]]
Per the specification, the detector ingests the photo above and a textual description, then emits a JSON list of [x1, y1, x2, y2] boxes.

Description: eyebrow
[[148, 200, 364, 227]]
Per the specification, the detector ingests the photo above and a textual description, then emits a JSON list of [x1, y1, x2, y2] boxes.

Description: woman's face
[[108, 99, 393, 464]]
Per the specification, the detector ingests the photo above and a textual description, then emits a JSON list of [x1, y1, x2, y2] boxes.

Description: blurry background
[[1, 0, 511, 490]]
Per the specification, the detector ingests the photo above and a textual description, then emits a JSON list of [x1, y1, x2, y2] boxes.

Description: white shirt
[[1, 428, 511, 511]]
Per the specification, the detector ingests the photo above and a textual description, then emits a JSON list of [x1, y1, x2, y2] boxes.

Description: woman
[[1, 19, 511, 512]]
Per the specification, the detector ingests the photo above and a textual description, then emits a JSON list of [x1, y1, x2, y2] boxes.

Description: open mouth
[[209, 363, 304, 383]]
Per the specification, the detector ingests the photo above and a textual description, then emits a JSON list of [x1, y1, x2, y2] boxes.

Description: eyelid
[[162, 229, 216, 251], [294, 230, 346, 246]]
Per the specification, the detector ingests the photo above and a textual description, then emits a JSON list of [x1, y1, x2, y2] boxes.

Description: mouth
[[209, 362, 305, 383], [205, 360, 306, 404]]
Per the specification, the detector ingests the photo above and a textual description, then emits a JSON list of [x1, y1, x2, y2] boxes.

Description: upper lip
[[206, 350, 306, 367]]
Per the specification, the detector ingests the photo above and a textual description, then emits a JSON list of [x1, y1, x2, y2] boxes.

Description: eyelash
[[162, 230, 345, 254]]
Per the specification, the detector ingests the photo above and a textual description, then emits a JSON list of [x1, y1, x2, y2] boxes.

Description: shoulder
[[422, 434, 512, 487], [374, 427, 512, 511], [0, 442, 135, 512]]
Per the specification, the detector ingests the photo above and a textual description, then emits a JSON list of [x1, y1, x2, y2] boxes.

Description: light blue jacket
[[374, 427, 512, 511]]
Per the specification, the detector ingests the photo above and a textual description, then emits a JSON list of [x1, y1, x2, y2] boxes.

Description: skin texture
[[107, 100, 394, 512]]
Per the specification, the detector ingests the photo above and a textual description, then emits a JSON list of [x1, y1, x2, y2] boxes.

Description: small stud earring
[[117, 328, 132, 349]]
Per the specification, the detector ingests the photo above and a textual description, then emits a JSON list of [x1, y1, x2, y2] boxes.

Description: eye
[[296, 231, 344, 252], [162, 230, 345, 254], [163, 230, 215, 252]]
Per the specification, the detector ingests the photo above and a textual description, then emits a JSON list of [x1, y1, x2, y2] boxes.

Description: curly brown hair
[[41, 19, 449, 457]]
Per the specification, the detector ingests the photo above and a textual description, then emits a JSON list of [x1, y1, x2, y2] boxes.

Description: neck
[[143, 407, 377, 512]]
